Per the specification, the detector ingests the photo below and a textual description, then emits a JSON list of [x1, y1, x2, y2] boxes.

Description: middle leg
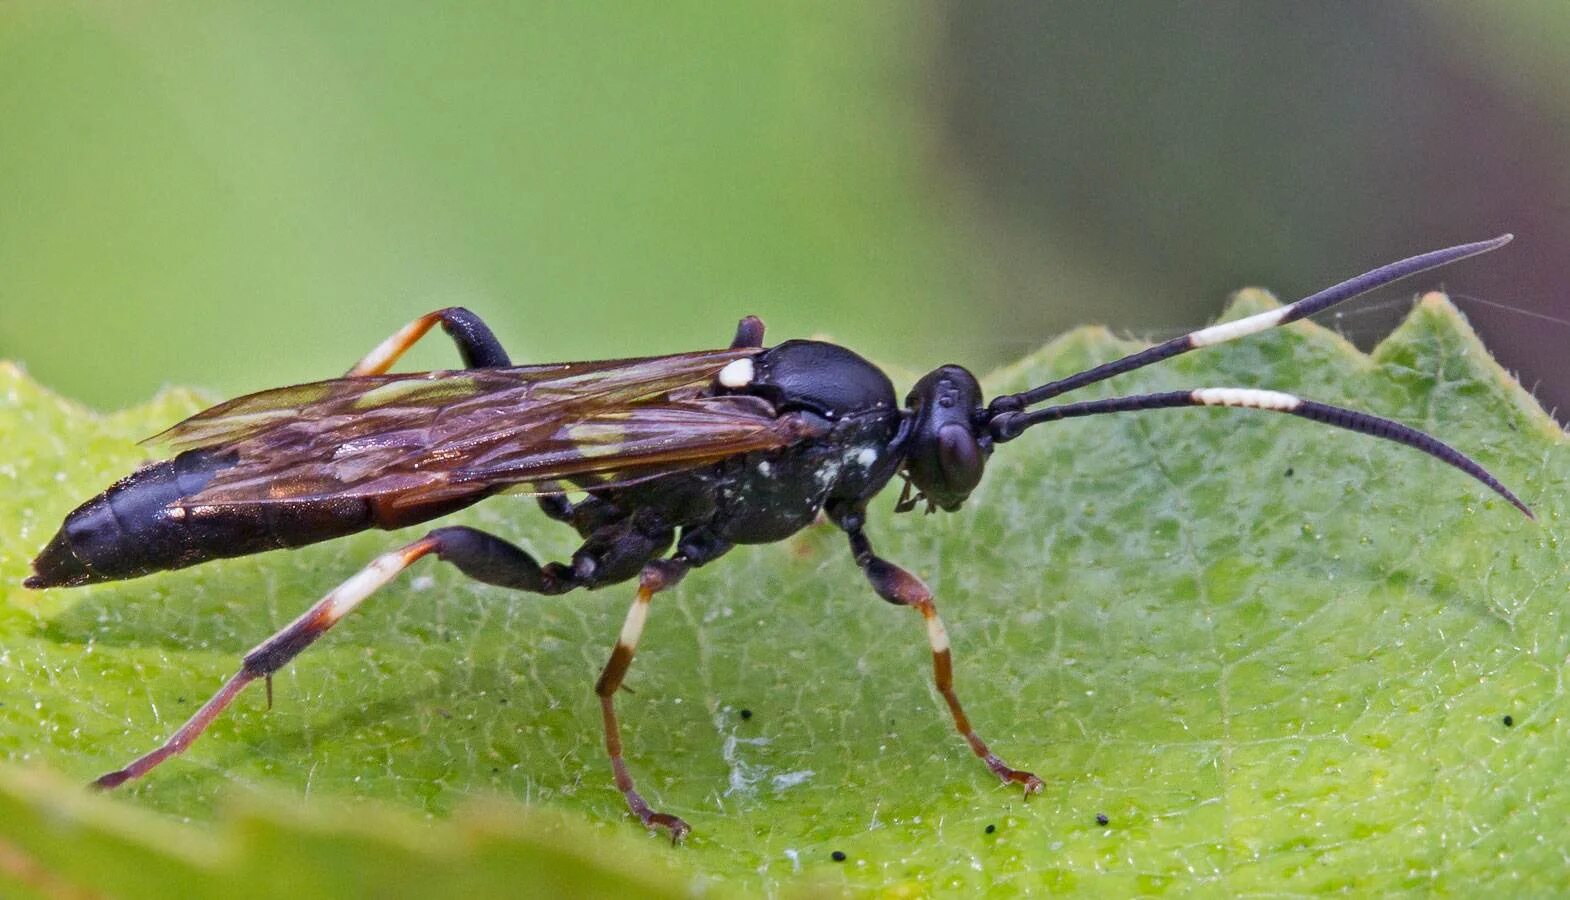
[[536, 491, 621, 537], [595, 559, 691, 840], [592, 528, 732, 841]]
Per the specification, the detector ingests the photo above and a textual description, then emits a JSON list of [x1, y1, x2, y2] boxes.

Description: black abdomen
[[26, 449, 373, 588]]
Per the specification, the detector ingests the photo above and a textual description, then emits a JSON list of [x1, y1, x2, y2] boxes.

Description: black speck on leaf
[[985, 824, 996, 834], [740, 708, 753, 720], [1503, 714, 1515, 727], [1284, 467, 1295, 478], [1096, 813, 1110, 826], [831, 850, 847, 862]]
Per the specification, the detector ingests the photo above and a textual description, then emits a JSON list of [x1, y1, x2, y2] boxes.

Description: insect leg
[[92, 526, 580, 790], [536, 493, 621, 537], [593, 529, 730, 841], [346, 307, 511, 376], [729, 315, 766, 349], [595, 559, 691, 840], [830, 505, 1043, 796]]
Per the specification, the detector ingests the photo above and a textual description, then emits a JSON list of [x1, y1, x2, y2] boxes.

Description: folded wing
[[154, 349, 819, 510]]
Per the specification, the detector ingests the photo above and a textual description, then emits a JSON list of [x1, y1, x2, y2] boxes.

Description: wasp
[[27, 236, 1529, 841]]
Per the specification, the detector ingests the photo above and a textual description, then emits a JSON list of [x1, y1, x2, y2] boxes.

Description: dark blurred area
[[1, 3, 1565, 418], [937, 1, 1570, 416]]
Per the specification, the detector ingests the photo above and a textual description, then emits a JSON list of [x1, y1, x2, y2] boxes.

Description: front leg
[[831, 504, 1043, 796]]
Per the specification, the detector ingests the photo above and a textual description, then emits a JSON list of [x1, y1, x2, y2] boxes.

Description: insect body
[[27, 236, 1530, 841]]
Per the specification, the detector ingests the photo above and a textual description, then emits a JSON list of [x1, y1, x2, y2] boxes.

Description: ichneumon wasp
[[28, 235, 1529, 841]]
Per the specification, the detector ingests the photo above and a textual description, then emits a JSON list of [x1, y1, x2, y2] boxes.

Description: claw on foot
[[90, 770, 130, 791], [644, 811, 691, 844], [1014, 770, 1045, 798], [983, 750, 1043, 798]]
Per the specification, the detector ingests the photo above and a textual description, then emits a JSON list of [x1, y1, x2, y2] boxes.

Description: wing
[[158, 348, 821, 510], [150, 351, 754, 451]]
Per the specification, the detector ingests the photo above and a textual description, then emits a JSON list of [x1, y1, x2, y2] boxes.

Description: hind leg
[[347, 307, 511, 376], [91, 523, 655, 789]]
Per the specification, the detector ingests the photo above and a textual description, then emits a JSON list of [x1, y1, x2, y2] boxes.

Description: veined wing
[[150, 350, 756, 451], [157, 348, 820, 510]]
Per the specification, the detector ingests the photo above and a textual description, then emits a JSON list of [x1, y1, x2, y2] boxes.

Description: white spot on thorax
[[854, 447, 877, 468], [756, 461, 772, 476], [718, 357, 754, 388]]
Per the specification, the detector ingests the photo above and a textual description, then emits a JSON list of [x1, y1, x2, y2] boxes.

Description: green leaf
[[2, 293, 1565, 895], [0, 767, 694, 900]]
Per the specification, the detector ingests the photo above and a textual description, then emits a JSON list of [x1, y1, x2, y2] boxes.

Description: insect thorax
[[703, 340, 904, 543]]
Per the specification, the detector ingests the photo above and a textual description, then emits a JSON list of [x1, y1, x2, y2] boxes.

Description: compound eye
[[936, 423, 984, 496]]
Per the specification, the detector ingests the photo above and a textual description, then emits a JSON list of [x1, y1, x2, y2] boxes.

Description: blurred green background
[[2, 1, 1567, 414]]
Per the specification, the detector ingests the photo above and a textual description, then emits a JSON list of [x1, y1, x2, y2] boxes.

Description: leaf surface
[[1, 293, 1565, 895]]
